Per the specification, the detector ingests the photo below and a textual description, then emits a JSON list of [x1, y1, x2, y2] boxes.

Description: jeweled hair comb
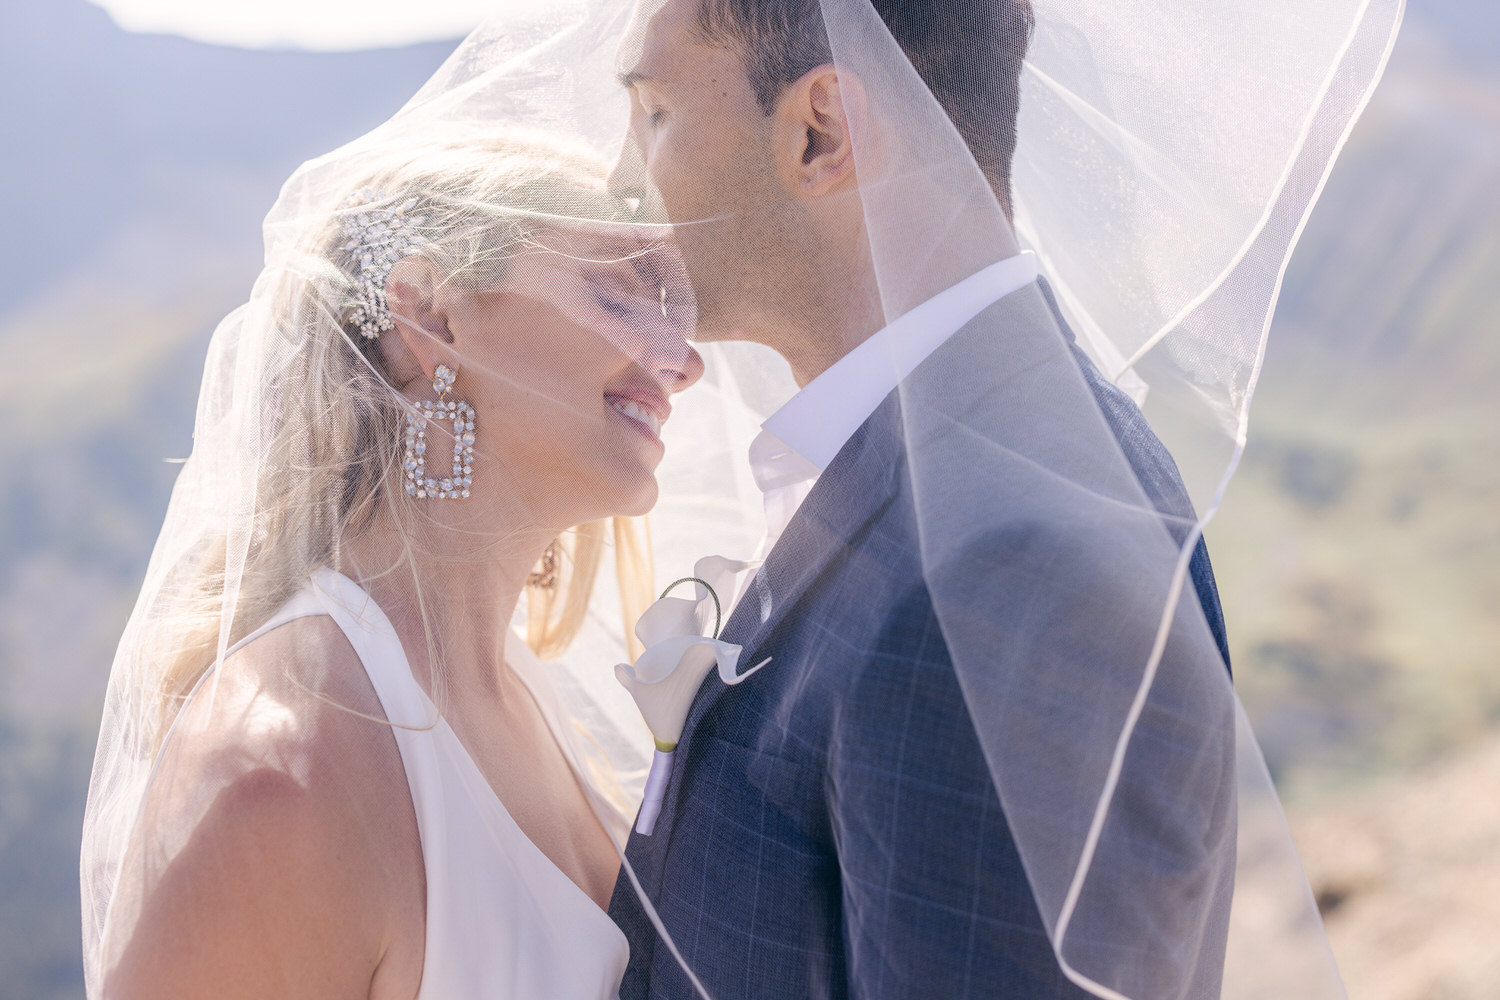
[[340, 187, 428, 340]]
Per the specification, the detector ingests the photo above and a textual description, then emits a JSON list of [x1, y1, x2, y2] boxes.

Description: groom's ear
[[774, 66, 864, 198]]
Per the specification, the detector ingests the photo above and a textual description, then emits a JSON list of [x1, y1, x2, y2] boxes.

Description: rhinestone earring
[[528, 539, 560, 590], [403, 363, 475, 500]]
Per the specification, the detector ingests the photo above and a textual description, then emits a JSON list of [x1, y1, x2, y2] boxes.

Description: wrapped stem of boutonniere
[[615, 556, 770, 835]]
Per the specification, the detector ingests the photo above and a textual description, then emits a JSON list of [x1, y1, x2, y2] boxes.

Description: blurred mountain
[[0, 0, 1495, 998], [1209, 13, 1500, 992], [0, 2, 457, 994], [1215, 11, 1500, 803], [1273, 20, 1500, 390], [0, 0, 456, 305]]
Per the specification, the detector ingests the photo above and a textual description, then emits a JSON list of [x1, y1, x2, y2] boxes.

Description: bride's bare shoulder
[[105, 614, 424, 999], [149, 612, 417, 849], [171, 613, 397, 767]]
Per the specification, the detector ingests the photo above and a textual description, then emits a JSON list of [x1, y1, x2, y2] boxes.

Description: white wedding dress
[[224, 568, 630, 999]]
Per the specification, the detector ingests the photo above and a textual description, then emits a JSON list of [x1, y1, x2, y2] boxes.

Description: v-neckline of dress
[[319, 569, 628, 932]]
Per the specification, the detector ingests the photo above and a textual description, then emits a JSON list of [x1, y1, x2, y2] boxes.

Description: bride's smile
[[606, 388, 668, 443]]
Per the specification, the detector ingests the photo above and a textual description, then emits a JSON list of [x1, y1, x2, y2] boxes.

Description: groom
[[608, 1, 1236, 997]]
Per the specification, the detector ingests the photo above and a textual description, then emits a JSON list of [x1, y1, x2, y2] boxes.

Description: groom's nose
[[607, 139, 648, 219]]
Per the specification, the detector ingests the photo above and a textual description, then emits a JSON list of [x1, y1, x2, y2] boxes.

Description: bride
[[80, 130, 701, 998]]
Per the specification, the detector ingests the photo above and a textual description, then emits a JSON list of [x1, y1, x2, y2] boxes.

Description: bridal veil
[[81, 1, 1402, 997]]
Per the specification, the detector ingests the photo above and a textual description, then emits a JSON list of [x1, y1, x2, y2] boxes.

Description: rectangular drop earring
[[404, 363, 475, 500]]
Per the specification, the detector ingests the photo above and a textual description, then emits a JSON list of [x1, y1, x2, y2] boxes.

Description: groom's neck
[[771, 190, 1024, 386], [773, 237, 1017, 388], [786, 313, 884, 388], [775, 258, 887, 388]]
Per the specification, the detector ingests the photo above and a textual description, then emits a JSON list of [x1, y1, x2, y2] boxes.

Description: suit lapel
[[627, 290, 1034, 908], [705, 282, 1073, 661], [619, 391, 907, 913], [672, 390, 906, 753], [654, 286, 1064, 854], [684, 287, 1058, 740]]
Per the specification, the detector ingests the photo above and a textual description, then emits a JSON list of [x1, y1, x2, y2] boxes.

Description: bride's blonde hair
[[147, 129, 657, 730]]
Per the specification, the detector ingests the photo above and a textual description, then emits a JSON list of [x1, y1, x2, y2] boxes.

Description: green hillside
[[1214, 30, 1500, 803]]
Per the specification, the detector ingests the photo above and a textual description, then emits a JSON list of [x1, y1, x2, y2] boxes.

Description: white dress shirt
[[749, 252, 1039, 553]]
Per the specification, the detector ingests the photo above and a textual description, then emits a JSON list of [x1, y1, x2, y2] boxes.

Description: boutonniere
[[615, 555, 771, 835]]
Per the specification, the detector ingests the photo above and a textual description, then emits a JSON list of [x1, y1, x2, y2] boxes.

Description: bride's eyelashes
[[593, 290, 632, 317], [584, 269, 656, 321]]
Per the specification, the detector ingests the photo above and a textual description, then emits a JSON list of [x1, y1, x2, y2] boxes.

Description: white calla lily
[[615, 554, 769, 835], [632, 596, 710, 654], [615, 636, 742, 751]]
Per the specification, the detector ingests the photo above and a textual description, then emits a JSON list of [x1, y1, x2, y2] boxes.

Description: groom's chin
[[686, 310, 764, 348]]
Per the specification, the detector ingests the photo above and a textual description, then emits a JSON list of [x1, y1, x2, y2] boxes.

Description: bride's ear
[[384, 257, 457, 382]]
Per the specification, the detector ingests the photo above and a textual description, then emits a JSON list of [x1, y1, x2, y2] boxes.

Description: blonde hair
[[149, 130, 656, 728]]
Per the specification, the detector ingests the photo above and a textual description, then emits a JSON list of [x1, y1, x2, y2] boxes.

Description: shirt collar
[[758, 252, 1037, 473]]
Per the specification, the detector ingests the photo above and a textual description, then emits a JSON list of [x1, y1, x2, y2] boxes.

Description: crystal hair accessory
[[404, 364, 475, 500], [341, 187, 428, 340]]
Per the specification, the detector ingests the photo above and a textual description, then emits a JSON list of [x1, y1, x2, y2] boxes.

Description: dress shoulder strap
[[220, 587, 329, 659], [305, 568, 436, 731]]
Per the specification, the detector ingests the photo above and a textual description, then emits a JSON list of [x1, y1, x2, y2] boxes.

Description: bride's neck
[[339, 501, 552, 697]]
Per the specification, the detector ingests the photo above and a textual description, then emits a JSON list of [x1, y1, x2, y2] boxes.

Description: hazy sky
[[85, 0, 511, 50]]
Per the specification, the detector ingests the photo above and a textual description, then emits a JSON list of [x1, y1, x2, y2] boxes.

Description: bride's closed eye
[[583, 265, 658, 320], [593, 289, 632, 317], [588, 279, 646, 320]]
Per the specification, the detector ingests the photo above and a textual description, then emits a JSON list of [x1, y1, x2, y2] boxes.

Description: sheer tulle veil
[[81, 1, 1402, 997]]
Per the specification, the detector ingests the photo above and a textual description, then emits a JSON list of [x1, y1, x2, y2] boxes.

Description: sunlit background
[[89, 0, 512, 48], [1, 0, 1496, 996]]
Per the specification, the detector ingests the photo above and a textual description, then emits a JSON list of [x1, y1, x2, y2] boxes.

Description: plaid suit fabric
[[608, 290, 1231, 1000]]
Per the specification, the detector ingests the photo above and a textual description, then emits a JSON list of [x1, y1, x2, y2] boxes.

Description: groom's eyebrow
[[617, 70, 651, 89]]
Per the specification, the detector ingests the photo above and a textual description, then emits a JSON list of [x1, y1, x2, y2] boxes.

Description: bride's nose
[[644, 339, 704, 395], [616, 310, 703, 393]]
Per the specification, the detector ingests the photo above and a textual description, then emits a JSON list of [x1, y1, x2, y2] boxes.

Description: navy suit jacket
[[608, 281, 1234, 999]]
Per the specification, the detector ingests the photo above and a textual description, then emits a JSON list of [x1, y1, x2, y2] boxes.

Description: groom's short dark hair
[[694, 0, 1035, 217]]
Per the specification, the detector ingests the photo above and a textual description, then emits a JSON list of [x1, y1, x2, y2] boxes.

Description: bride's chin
[[601, 464, 660, 518], [615, 476, 659, 518]]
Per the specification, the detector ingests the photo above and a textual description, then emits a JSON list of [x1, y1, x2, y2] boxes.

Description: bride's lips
[[605, 389, 670, 444]]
